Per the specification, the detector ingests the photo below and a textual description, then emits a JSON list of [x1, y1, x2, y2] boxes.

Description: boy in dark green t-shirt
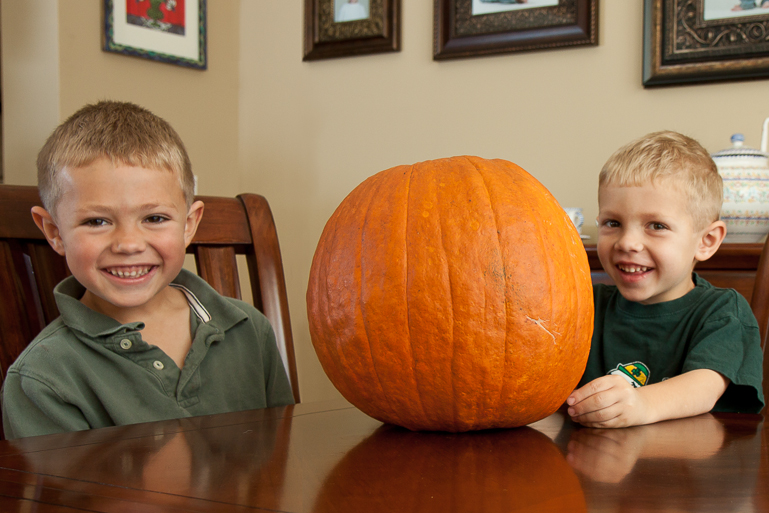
[[566, 131, 764, 428]]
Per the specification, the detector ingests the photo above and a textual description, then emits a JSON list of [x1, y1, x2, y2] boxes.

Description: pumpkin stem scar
[[525, 316, 559, 344]]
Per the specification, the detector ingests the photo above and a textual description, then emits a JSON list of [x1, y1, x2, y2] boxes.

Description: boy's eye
[[145, 215, 169, 224], [601, 219, 620, 228], [650, 222, 668, 231], [84, 218, 108, 227]]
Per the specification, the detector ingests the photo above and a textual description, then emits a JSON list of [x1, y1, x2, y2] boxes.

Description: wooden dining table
[[0, 399, 766, 512]]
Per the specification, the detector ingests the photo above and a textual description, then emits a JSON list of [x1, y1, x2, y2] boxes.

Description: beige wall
[[4, 1, 769, 403], [2, 0, 60, 185], [2, 0, 240, 194]]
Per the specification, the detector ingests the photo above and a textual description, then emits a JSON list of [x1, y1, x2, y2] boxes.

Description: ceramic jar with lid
[[712, 119, 769, 243]]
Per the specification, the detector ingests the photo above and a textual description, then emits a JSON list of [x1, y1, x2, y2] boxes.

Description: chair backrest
[[750, 236, 769, 415], [0, 185, 300, 404]]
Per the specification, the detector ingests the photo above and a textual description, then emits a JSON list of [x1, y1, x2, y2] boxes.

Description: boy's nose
[[614, 230, 643, 253], [111, 225, 147, 253]]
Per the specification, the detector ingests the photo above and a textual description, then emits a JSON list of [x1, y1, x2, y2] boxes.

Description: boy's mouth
[[617, 264, 651, 274], [104, 266, 154, 278]]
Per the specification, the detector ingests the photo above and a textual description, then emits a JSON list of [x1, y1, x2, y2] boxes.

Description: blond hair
[[599, 131, 722, 229], [37, 101, 194, 215]]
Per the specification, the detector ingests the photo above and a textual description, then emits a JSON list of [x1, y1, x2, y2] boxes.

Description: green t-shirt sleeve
[[682, 304, 764, 414], [2, 371, 90, 439]]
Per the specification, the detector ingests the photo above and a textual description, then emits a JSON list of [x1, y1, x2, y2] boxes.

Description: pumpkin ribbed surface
[[307, 156, 593, 432]]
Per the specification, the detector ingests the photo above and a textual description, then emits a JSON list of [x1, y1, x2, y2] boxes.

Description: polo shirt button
[[119, 339, 132, 350], [153, 361, 164, 370]]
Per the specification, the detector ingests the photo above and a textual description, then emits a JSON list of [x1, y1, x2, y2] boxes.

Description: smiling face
[[596, 179, 720, 305], [33, 158, 203, 321]]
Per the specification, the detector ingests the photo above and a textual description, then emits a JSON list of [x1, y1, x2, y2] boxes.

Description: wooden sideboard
[[584, 243, 764, 302]]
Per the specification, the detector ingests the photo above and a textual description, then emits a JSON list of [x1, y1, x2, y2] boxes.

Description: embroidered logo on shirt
[[608, 362, 650, 388]]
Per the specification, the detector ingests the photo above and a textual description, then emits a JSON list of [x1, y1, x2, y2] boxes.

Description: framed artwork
[[303, 0, 401, 60], [433, 0, 599, 60], [103, 0, 207, 70], [643, 0, 769, 86]]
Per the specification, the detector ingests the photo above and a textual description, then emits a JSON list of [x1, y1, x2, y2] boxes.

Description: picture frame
[[643, 0, 769, 87], [103, 0, 207, 70], [433, 0, 598, 61], [303, 0, 401, 61]]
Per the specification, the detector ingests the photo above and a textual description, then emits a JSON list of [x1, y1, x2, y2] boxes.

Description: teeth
[[107, 267, 151, 278], [618, 265, 649, 273]]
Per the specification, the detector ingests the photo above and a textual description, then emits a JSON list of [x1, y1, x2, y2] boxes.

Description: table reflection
[[559, 413, 763, 512], [0, 403, 766, 513], [11, 412, 293, 510], [314, 423, 587, 513]]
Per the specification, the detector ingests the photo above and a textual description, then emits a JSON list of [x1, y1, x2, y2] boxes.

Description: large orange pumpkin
[[307, 156, 593, 432]]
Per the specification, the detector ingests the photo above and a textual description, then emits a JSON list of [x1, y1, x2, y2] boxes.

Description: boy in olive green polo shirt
[[1, 101, 294, 439], [567, 131, 763, 428]]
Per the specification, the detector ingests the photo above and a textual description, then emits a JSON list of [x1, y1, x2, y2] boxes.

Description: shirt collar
[[615, 272, 709, 316], [53, 269, 248, 338]]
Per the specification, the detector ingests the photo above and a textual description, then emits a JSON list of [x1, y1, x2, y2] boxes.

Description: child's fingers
[[568, 390, 620, 419], [570, 402, 625, 427], [567, 376, 633, 418], [569, 378, 642, 428], [567, 375, 623, 406]]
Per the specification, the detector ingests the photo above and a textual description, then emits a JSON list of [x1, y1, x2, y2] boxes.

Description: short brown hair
[[599, 130, 722, 229], [37, 101, 194, 214]]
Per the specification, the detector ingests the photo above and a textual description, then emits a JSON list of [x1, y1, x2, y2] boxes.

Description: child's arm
[[566, 369, 729, 428], [1, 373, 90, 439]]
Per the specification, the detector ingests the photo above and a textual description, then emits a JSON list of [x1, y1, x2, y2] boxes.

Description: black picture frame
[[643, 0, 769, 87], [303, 0, 401, 61], [103, 0, 207, 70], [433, 0, 598, 61]]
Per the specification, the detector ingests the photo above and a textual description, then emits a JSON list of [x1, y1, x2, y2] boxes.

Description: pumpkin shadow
[[313, 423, 587, 513]]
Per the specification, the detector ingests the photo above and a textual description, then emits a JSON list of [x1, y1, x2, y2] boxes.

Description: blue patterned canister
[[712, 133, 769, 242]]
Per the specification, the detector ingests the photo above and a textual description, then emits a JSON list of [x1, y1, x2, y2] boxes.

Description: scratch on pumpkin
[[525, 316, 559, 344]]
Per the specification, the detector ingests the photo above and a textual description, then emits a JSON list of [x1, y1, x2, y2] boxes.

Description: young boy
[[567, 131, 764, 428], [1, 101, 294, 439]]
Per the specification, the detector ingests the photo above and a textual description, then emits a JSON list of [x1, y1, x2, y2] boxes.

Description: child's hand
[[566, 375, 648, 428], [567, 369, 728, 429]]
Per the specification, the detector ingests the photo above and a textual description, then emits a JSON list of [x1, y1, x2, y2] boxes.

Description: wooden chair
[[750, 236, 769, 415], [0, 184, 300, 404]]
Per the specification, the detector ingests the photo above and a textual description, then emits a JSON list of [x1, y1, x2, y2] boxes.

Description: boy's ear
[[694, 220, 727, 263], [184, 200, 205, 247], [31, 206, 66, 256]]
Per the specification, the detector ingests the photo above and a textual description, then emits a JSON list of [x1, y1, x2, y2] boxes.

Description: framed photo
[[643, 0, 769, 86], [103, 0, 207, 70], [303, 0, 401, 61], [433, 0, 598, 60]]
